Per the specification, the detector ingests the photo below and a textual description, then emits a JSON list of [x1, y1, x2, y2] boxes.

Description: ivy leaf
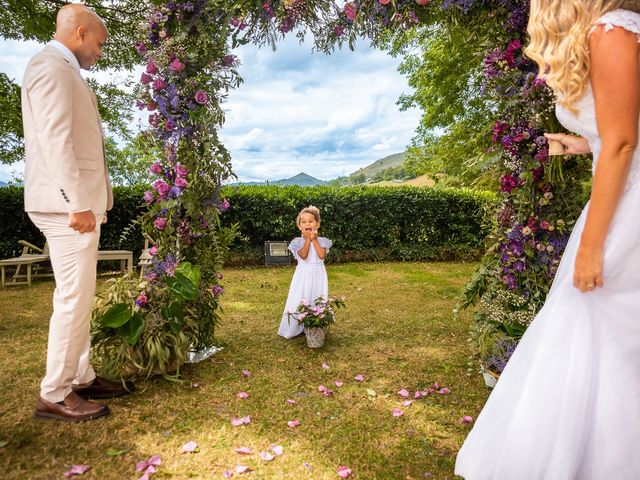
[[116, 313, 144, 345], [99, 303, 132, 328]]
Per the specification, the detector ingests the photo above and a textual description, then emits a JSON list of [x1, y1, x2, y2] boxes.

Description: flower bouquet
[[288, 296, 346, 348]]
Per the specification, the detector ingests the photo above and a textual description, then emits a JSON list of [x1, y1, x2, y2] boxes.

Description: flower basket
[[305, 326, 328, 348]]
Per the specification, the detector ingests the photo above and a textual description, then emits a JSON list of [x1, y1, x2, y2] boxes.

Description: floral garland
[[91, 0, 589, 380]]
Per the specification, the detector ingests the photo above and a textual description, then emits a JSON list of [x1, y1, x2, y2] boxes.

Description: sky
[[0, 34, 422, 184]]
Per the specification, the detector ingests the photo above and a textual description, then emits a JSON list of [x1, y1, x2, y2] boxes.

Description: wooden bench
[[96, 250, 133, 274], [0, 255, 51, 287]]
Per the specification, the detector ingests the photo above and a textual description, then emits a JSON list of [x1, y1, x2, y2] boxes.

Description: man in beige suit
[[22, 4, 130, 421]]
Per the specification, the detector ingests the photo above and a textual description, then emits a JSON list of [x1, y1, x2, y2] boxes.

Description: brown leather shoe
[[72, 376, 135, 399], [34, 391, 110, 422]]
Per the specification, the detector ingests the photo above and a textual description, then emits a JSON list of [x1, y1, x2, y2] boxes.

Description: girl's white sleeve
[[288, 237, 303, 261], [318, 237, 333, 252]]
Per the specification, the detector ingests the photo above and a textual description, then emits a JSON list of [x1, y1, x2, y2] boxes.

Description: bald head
[[54, 4, 107, 70]]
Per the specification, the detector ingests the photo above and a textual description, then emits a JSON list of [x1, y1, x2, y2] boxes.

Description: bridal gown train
[[455, 10, 640, 480]]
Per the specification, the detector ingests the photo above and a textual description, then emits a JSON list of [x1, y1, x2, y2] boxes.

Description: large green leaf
[[99, 303, 133, 328], [116, 313, 144, 346], [175, 262, 201, 287], [166, 273, 198, 301]]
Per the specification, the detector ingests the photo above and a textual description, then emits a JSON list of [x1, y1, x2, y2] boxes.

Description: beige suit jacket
[[22, 45, 113, 214]]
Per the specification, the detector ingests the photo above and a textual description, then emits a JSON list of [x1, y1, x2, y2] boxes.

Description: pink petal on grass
[[322, 362, 330, 370], [270, 445, 284, 456], [230, 415, 251, 426], [402, 400, 413, 407], [439, 387, 451, 395], [234, 447, 253, 455], [337, 465, 353, 478], [64, 465, 91, 477], [260, 451, 275, 461], [354, 374, 365, 382], [241, 370, 251, 377], [286, 399, 297, 405], [236, 391, 250, 399], [461, 415, 474, 424], [392, 408, 404, 417], [287, 419, 301, 428], [235, 465, 251, 474], [323, 389, 334, 397], [222, 471, 234, 478], [318, 385, 327, 393], [182, 441, 198, 453], [136, 456, 161, 472], [398, 388, 410, 398], [334, 381, 344, 387]]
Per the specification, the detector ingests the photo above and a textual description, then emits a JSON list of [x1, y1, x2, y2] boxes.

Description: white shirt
[[48, 40, 81, 74]]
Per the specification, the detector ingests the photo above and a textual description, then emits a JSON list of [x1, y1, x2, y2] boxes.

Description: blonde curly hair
[[524, 0, 636, 112], [296, 205, 321, 226]]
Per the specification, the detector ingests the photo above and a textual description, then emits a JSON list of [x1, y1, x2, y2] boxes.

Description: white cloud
[[0, 34, 421, 184]]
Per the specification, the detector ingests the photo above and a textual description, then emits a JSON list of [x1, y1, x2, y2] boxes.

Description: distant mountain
[[348, 152, 405, 179], [0, 181, 7, 188], [233, 172, 326, 187]]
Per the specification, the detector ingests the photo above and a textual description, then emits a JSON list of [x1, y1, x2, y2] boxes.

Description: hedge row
[[0, 185, 496, 263]]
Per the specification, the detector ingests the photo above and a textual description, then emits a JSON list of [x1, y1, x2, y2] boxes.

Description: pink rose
[[379, 0, 391, 4], [140, 73, 152, 84], [153, 179, 170, 197], [154, 218, 167, 230], [194, 90, 208, 105], [169, 58, 185, 72], [175, 177, 188, 188], [344, 3, 356, 21], [153, 79, 166, 91], [146, 62, 158, 74], [175, 164, 189, 177], [149, 246, 158, 256], [150, 162, 163, 174]]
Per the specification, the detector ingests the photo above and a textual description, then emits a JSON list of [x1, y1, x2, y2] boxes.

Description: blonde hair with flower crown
[[524, 0, 635, 112], [296, 205, 321, 226]]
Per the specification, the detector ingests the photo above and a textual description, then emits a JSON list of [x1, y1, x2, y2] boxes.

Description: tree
[[0, 0, 147, 165]]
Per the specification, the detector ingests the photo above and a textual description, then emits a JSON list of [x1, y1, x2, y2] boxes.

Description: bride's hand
[[544, 133, 592, 155], [573, 243, 604, 292]]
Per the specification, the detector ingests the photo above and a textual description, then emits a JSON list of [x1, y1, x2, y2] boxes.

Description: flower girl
[[278, 206, 332, 339]]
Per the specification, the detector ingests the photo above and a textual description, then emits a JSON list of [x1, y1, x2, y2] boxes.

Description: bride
[[455, 1, 640, 479]]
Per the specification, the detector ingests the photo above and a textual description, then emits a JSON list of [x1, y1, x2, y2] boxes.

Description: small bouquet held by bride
[[288, 296, 346, 348]]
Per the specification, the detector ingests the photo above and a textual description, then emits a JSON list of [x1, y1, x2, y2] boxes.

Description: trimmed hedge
[[0, 185, 496, 263]]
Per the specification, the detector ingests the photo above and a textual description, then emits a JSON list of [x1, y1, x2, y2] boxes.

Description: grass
[[0, 262, 490, 479]]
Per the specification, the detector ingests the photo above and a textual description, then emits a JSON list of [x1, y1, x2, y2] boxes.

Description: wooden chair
[[0, 240, 52, 287]]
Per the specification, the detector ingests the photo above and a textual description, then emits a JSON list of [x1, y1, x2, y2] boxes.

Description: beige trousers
[[28, 212, 102, 402]]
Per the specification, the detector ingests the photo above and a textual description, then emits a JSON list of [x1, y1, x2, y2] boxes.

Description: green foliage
[[104, 133, 159, 186], [0, 73, 23, 165], [221, 184, 496, 261]]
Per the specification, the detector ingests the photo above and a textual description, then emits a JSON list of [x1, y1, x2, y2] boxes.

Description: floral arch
[[91, 0, 590, 380]]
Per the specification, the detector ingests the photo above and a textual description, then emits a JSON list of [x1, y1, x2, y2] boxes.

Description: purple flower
[[211, 284, 224, 297], [194, 90, 208, 105], [335, 25, 345, 36], [141, 73, 152, 84], [169, 58, 185, 72], [154, 217, 167, 230], [222, 55, 235, 67], [150, 162, 163, 174], [135, 41, 147, 55], [143, 190, 155, 203], [183, 1, 194, 12]]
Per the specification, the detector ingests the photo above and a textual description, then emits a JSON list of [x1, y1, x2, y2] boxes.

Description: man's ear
[[75, 25, 87, 41]]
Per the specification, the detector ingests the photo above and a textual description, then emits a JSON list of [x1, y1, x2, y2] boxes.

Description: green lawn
[[0, 262, 490, 479]]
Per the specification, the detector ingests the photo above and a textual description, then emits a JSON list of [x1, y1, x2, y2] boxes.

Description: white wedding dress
[[455, 10, 640, 480]]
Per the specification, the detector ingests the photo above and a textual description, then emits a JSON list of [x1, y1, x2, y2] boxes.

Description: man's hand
[[69, 210, 96, 233]]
